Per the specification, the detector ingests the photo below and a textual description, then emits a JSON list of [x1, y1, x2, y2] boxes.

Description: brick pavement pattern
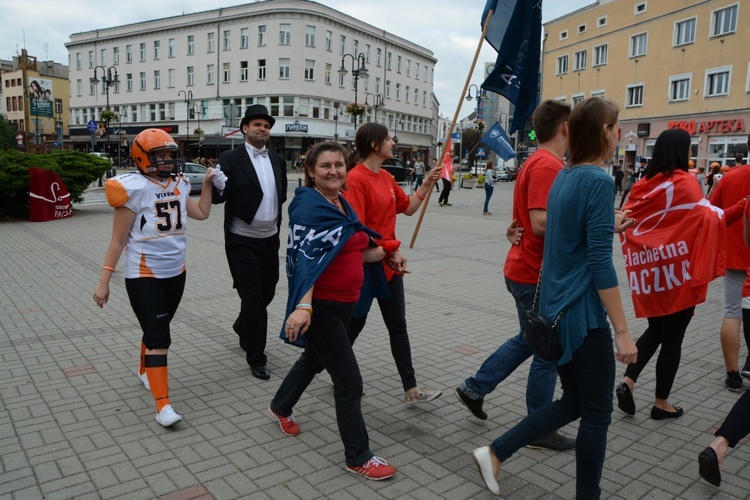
[[1, 174, 749, 499]]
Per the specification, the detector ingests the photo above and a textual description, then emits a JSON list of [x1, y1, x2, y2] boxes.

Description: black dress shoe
[[698, 447, 721, 486], [650, 405, 683, 420], [616, 382, 636, 416], [232, 323, 247, 351], [454, 387, 487, 420], [251, 365, 270, 380]]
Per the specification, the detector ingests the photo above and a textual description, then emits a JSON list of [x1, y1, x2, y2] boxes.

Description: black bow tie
[[253, 148, 268, 158]]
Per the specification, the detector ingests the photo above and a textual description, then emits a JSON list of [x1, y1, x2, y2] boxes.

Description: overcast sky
[[1, 0, 593, 118]]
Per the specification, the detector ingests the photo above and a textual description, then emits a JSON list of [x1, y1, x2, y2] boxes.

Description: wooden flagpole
[[409, 9, 495, 249]]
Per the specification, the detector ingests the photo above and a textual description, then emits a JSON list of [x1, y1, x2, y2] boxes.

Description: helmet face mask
[[131, 129, 185, 179]]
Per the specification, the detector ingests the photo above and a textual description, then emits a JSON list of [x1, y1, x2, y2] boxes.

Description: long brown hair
[[568, 97, 619, 166]]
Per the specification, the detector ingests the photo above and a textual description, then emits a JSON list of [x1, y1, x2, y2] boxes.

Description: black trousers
[[125, 273, 186, 350], [226, 232, 280, 367], [438, 178, 451, 204], [623, 306, 695, 400]]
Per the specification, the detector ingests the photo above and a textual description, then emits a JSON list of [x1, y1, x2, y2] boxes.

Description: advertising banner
[[28, 77, 54, 118]]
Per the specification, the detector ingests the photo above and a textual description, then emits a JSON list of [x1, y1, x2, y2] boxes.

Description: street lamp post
[[178, 90, 193, 157], [90, 65, 120, 145], [465, 84, 485, 123], [338, 53, 368, 130], [363, 92, 384, 122]]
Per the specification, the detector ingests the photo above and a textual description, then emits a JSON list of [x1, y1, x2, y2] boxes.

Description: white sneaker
[[155, 404, 182, 427], [472, 446, 500, 495], [137, 371, 150, 390]]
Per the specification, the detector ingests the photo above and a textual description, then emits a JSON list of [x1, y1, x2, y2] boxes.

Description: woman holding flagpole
[[343, 122, 444, 404], [615, 129, 747, 420]]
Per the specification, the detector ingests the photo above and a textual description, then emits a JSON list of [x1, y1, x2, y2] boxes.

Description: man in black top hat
[[212, 104, 288, 380]]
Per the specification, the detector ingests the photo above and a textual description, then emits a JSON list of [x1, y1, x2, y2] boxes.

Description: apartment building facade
[[542, 0, 749, 168], [65, 0, 438, 163]]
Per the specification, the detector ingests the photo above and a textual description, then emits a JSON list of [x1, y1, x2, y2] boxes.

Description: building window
[[405, 85, 410, 103], [414, 88, 418, 104], [669, 74, 691, 102], [425, 66, 429, 81], [635, 2, 646, 14], [365, 44, 370, 63], [590, 89, 605, 98], [325, 63, 331, 84], [423, 90, 427, 106], [76, 79, 82, 96], [340, 35, 346, 55], [559, 30, 568, 40], [574, 50, 587, 71], [75, 52, 82, 70], [556, 55, 569, 75], [187, 35, 194, 55], [125, 44, 132, 64], [397, 56, 402, 73], [353, 40, 359, 57], [305, 25, 315, 47], [152, 40, 160, 60], [386, 80, 391, 98], [325, 30, 332, 51], [377, 48, 382, 67], [153, 70, 161, 89], [279, 58, 290, 79], [338, 71, 345, 87], [415, 62, 420, 80], [711, 4, 738, 37], [207, 32, 215, 53], [167, 38, 175, 58], [705, 66, 731, 97], [187, 66, 194, 86], [139, 72, 146, 91], [207, 64, 215, 85], [131, 105, 138, 122], [279, 24, 291, 45], [593, 44, 608, 66], [258, 25, 266, 46], [223, 30, 231, 51], [139, 43, 146, 62], [406, 59, 411, 77], [674, 17, 696, 46], [597, 16, 607, 28], [126, 73, 133, 92], [240, 28, 249, 49], [626, 84, 644, 107], [240, 61, 248, 82], [168, 68, 175, 88], [578, 24, 586, 34], [100, 48, 106, 66], [630, 32, 648, 57], [304, 59, 315, 81], [572, 93, 585, 107], [386, 52, 392, 70], [223, 63, 231, 83], [257, 59, 266, 80], [396, 83, 401, 100], [113, 47, 120, 65]]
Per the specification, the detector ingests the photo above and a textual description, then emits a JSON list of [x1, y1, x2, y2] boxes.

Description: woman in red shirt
[[269, 142, 397, 480], [343, 123, 444, 404]]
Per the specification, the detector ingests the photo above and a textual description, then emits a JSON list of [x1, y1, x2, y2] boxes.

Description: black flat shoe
[[698, 447, 721, 486], [616, 383, 636, 416], [455, 387, 487, 420], [251, 365, 270, 380], [650, 405, 683, 420]]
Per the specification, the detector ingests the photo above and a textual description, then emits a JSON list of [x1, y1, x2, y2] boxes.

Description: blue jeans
[[459, 277, 557, 414], [414, 174, 424, 190], [271, 300, 373, 467], [490, 328, 615, 500], [483, 183, 494, 213]]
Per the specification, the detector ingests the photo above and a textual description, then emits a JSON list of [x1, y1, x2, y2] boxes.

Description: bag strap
[[532, 260, 564, 327]]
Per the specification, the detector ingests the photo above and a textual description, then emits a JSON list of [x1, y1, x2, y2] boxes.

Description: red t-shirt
[[503, 149, 564, 284], [710, 165, 750, 270], [313, 231, 369, 302]]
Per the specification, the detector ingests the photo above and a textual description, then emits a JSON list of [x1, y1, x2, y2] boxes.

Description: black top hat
[[240, 104, 275, 129]]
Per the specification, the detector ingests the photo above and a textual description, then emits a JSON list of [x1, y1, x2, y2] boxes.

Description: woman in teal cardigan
[[471, 97, 638, 499]]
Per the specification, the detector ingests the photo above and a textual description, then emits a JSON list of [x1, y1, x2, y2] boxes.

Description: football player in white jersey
[[93, 128, 226, 428]]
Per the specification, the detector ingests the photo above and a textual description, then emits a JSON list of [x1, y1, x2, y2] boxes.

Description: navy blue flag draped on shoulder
[[481, 121, 516, 161], [481, 0, 542, 134]]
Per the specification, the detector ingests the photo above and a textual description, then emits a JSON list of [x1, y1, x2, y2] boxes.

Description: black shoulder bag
[[524, 264, 564, 363]]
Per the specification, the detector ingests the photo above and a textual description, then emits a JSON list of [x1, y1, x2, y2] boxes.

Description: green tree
[[0, 114, 16, 150]]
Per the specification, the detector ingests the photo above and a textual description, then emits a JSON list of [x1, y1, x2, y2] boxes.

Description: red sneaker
[[346, 456, 397, 480], [268, 406, 300, 436]]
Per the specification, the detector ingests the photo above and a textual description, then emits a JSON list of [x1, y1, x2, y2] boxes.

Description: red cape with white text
[[28, 167, 73, 222], [619, 170, 726, 318]]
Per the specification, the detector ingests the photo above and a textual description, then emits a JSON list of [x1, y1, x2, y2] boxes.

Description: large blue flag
[[481, 0, 542, 134], [481, 121, 516, 161]]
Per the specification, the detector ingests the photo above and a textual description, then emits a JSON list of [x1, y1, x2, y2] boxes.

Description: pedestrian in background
[[93, 129, 221, 427], [483, 160, 496, 215], [472, 97, 637, 499], [618, 164, 636, 210]]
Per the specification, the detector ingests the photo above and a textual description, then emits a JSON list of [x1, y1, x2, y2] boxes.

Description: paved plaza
[[1, 172, 749, 499]]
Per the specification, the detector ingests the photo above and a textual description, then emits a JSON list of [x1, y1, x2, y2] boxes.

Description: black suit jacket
[[212, 144, 288, 235]]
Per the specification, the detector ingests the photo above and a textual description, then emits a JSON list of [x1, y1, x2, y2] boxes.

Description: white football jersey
[[105, 173, 191, 279]]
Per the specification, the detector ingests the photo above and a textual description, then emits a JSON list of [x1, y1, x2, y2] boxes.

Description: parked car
[[90, 152, 112, 164], [496, 166, 516, 182], [182, 162, 208, 193], [381, 158, 408, 183]]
